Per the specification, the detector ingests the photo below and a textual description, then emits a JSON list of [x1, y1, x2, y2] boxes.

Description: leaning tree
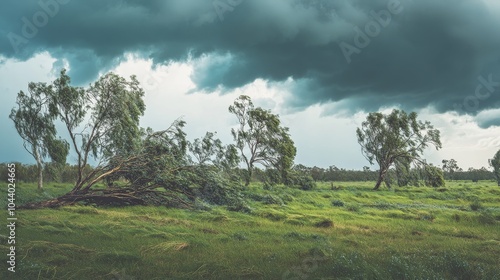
[[356, 109, 442, 190], [10, 81, 69, 190], [229, 95, 296, 186], [489, 150, 500, 186], [45, 69, 146, 194]]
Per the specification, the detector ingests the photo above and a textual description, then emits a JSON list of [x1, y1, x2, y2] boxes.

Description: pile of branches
[[20, 186, 193, 209], [21, 122, 245, 209]]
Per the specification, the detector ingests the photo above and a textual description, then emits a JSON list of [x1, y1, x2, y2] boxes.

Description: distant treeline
[[0, 162, 92, 184], [275, 164, 493, 182], [1, 162, 494, 184]]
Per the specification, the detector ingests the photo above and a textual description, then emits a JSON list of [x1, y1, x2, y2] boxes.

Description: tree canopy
[[229, 95, 296, 186], [10, 79, 69, 190], [45, 69, 146, 193], [356, 109, 442, 190], [16, 71, 247, 209]]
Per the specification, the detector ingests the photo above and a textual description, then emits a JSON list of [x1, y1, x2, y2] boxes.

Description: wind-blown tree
[[489, 150, 500, 186], [356, 109, 442, 190], [70, 120, 245, 208], [18, 72, 245, 209], [229, 95, 296, 186], [46, 69, 146, 194], [10, 82, 69, 190]]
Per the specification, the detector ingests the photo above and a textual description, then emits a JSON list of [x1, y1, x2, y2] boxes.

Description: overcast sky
[[1, 0, 500, 170]]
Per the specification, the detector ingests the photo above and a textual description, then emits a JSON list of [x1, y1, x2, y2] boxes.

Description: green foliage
[[423, 165, 446, 188], [286, 171, 316, 190], [356, 109, 441, 189], [9, 81, 69, 189], [290, 164, 493, 182], [346, 203, 362, 213], [314, 219, 334, 228], [229, 95, 296, 185], [489, 149, 500, 186]]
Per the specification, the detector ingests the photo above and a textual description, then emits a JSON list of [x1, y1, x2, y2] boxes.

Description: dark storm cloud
[[1, 0, 500, 125]]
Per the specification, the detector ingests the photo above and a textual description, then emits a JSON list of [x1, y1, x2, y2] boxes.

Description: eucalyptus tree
[[489, 150, 500, 186], [229, 95, 296, 186], [356, 109, 442, 190], [16, 71, 248, 209], [10, 82, 69, 190]]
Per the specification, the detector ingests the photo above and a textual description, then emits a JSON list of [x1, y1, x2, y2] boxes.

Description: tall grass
[[0, 180, 498, 279]]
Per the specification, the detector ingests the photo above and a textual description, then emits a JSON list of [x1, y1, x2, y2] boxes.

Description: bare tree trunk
[[374, 176, 383, 190], [245, 166, 253, 186], [37, 163, 43, 190], [34, 149, 43, 190]]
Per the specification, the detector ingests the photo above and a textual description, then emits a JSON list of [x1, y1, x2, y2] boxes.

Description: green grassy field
[[1, 181, 499, 279]]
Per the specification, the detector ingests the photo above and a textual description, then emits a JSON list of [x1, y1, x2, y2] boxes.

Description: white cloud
[[1, 53, 498, 170], [418, 108, 500, 169]]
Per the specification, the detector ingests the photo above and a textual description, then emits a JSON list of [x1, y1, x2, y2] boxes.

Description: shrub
[[424, 166, 446, 188], [470, 200, 482, 211], [331, 199, 345, 207]]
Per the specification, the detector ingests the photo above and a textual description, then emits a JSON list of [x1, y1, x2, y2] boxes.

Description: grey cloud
[[475, 109, 500, 128], [1, 0, 500, 125]]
